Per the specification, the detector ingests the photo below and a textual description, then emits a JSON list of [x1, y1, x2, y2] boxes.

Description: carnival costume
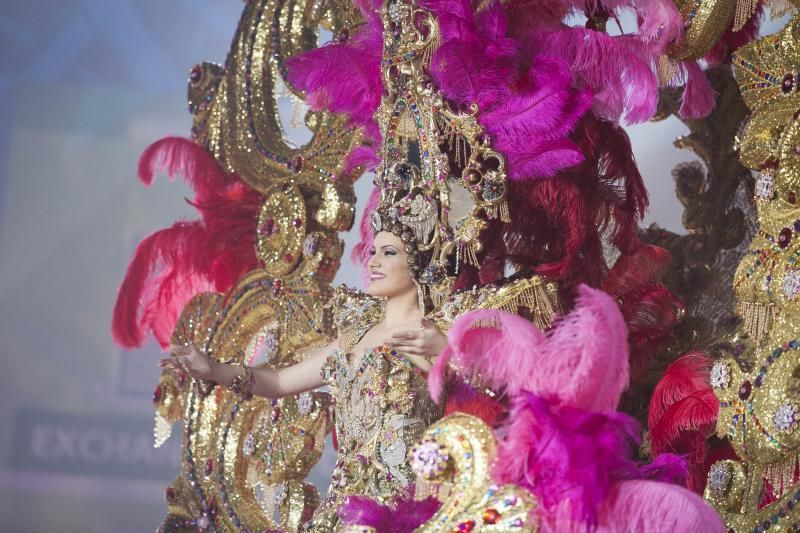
[[641, 3, 800, 531], [110, 0, 767, 530]]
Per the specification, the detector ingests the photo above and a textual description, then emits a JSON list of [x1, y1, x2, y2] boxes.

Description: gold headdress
[[368, 0, 511, 305]]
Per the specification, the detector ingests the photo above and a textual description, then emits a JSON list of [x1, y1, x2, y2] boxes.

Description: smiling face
[[366, 231, 417, 299]]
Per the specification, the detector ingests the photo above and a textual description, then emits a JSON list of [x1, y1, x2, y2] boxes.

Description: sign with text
[[10, 407, 181, 480]]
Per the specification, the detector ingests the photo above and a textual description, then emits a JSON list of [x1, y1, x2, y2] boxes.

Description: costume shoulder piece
[[326, 285, 385, 351], [432, 275, 561, 334]]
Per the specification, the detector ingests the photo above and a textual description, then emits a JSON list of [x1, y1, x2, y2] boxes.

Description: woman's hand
[[385, 318, 448, 358], [159, 344, 218, 382]]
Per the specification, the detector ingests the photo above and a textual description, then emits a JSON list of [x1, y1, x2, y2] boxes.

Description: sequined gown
[[302, 293, 442, 531]]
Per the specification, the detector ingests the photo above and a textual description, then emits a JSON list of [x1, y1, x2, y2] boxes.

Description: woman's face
[[366, 231, 416, 298]]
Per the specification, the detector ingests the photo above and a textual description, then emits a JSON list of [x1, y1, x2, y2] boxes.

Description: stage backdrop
[[0, 2, 786, 532]]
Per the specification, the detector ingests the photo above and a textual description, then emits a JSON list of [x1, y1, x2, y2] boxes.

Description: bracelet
[[228, 365, 255, 400]]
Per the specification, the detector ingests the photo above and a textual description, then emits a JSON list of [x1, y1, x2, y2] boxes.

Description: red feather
[[443, 380, 506, 427], [648, 353, 721, 492], [112, 137, 261, 350]]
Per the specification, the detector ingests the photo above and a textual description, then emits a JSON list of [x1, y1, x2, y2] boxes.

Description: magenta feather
[[428, 36, 518, 109], [639, 453, 690, 485], [339, 494, 440, 533], [524, 28, 659, 124], [481, 56, 592, 142], [425, 0, 590, 178], [343, 145, 379, 177], [286, 14, 384, 142], [673, 60, 716, 119], [594, 0, 684, 45], [493, 391, 687, 527], [525, 0, 684, 46], [495, 137, 587, 179]]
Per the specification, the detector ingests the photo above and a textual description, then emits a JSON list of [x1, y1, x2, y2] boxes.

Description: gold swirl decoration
[[410, 414, 537, 532], [188, 0, 363, 196], [702, 13, 800, 532], [256, 183, 307, 277], [671, 0, 738, 60], [157, 251, 339, 531], [150, 0, 364, 530]]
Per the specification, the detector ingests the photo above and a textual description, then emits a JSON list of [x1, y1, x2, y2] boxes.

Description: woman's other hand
[[159, 344, 218, 381], [385, 318, 447, 358]]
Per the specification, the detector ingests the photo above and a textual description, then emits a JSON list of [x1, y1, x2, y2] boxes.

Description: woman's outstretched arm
[[161, 340, 336, 399]]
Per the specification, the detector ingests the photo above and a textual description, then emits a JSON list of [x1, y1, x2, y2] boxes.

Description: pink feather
[[591, 480, 725, 532], [432, 306, 546, 399], [350, 186, 381, 288], [436, 285, 628, 409], [535, 284, 629, 412], [537, 479, 725, 532]]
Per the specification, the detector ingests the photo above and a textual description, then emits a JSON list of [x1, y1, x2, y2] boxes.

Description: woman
[[161, 221, 448, 531]]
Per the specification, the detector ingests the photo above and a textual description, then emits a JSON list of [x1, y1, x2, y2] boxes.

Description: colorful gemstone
[[457, 519, 476, 532], [708, 462, 731, 493], [710, 361, 731, 389], [297, 391, 314, 415], [755, 171, 775, 200], [783, 73, 795, 93], [783, 269, 800, 299], [779, 227, 793, 249], [242, 432, 255, 456], [303, 234, 320, 258], [290, 156, 304, 172], [259, 217, 277, 236], [738, 380, 752, 400], [153, 384, 163, 403], [774, 402, 799, 432], [189, 65, 203, 84], [482, 508, 501, 524], [409, 438, 450, 480]]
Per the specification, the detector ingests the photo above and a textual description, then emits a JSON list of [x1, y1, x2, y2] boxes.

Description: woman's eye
[[368, 249, 376, 256], [384, 249, 397, 256]]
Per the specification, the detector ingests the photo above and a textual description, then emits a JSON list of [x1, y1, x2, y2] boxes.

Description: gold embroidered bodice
[[302, 290, 442, 531]]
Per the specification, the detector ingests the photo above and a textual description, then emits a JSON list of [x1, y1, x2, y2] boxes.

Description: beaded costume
[[303, 290, 442, 531], [109, 0, 768, 530]]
